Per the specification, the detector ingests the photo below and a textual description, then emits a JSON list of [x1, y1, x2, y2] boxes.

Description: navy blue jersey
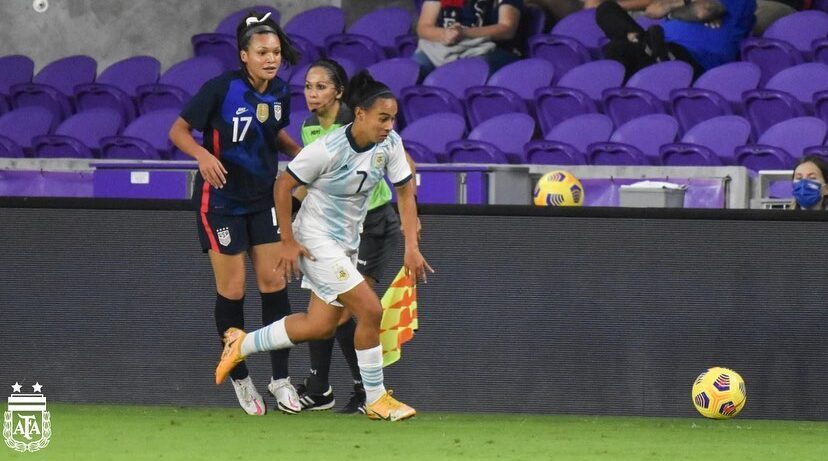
[[181, 70, 290, 215]]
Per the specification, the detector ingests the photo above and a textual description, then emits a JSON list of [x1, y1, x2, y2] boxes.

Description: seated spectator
[[792, 155, 828, 210], [413, 0, 523, 79], [596, 0, 756, 79]]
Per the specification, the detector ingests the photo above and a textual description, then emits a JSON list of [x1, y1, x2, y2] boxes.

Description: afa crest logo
[[4, 382, 51, 453]]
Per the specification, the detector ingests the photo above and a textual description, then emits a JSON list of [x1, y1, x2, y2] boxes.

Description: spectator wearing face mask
[[791, 155, 828, 210]]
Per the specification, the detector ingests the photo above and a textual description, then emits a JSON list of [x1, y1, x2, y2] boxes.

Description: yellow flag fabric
[[380, 266, 418, 367]]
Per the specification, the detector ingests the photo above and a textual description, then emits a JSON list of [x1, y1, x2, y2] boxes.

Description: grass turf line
[[4, 404, 827, 461]]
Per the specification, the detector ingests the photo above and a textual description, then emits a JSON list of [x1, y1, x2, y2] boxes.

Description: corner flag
[[380, 266, 418, 367]]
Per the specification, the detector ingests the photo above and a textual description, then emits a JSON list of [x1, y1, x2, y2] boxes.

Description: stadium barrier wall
[[1, 198, 827, 420]]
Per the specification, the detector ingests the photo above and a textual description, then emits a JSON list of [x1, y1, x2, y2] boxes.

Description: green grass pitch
[[6, 404, 827, 460]]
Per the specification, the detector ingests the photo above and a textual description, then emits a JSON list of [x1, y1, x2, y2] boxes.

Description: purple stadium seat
[[603, 61, 693, 127], [288, 63, 312, 87], [486, 58, 556, 101], [191, 33, 237, 71], [348, 7, 412, 57], [136, 57, 224, 114], [764, 63, 828, 112], [324, 34, 387, 71], [399, 86, 465, 125], [400, 112, 466, 162], [523, 141, 586, 165], [545, 113, 614, 152], [815, 90, 828, 126], [602, 87, 663, 128], [10, 55, 97, 122], [423, 57, 489, 100], [0, 107, 55, 156], [557, 59, 625, 103], [284, 6, 346, 50], [100, 109, 180, 160], [366, 59, 420, 97], [524, 113, 613, 164], [96, 56, 161, 96], [587, 142, 649, 165], [743, 90, 804, 138], [0, 55, 34, 114], [464, 86, 529, 126], [75, 56, 160, 123], [736, 117, 828, 170], [395, 35, 418, 58], [589, 114, 678, 165], [399, 57, 487, 125], [551, 8, 605, 58], [627, 61, 694, 101], [742, 63, 828, 136], [814, 38, 828, 66], [446, 113, 535, 163], [763, 10, 828, 60], [32, 109, 123, 158], [463, 59, 553, 125], [534, 87, 597, 135], [670, 62, 760, 132], [658, 143, 722, 166], [0, 135, 24, 158], [740, 38, 803, 86], [660, 115, 751, 165], [400, 140, 439, 163], [215, 6, 280, 36], [670, 88, 730, 134], [527, 35, 591, 80]]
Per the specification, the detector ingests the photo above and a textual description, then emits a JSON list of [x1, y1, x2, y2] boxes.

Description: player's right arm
[[169, 118, 227, 189], [274, 170, 312, 281], [169, 77, 228, 189]]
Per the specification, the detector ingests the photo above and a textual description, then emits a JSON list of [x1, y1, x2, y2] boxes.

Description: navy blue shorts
[[357, 203, 400, 282], [197, 207, 280, 255]]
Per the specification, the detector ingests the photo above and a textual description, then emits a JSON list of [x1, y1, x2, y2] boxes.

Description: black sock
[[306, 338, 335, 394], [261, 289, 291, 380], [215, 293, 249, 381], [335, 317, 362, 386]]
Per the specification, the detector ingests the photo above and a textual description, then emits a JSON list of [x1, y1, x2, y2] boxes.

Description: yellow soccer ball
[[533, 170, 584, 207], [691, 367, 747, 419]]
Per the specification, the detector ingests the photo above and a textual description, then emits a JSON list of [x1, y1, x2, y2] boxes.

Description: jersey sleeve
[[180, 77, 224, 132], [286, 140, 330, 185], [386, 133, 412, 187]]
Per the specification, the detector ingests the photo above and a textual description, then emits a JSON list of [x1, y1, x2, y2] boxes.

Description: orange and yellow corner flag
[[380, 266, 418, 367]]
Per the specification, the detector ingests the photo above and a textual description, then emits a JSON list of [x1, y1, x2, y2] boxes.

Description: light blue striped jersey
[[287, 124, 412, 252]]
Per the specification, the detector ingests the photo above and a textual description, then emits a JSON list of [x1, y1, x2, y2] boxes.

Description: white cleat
[[231, 376, 266, 416], [268, 377, 302, 414]]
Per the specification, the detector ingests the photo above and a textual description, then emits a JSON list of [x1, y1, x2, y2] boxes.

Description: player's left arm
[[396, 179, 433, 283], [402, 149, 421, 240], [277, 130, 302, 158]]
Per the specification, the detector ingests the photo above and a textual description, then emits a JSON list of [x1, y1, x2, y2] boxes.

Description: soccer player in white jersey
[[215, 71, 432, 421]]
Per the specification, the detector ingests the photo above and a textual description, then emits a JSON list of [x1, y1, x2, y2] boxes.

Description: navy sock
[[261, 289, 291, 380], [306, 337, 335, 394], [335, 317, 363, 386], [215, 293, 249, 381]]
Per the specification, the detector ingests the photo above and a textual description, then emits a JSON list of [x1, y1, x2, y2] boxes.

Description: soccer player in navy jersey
[[169, 11, 303, 416]]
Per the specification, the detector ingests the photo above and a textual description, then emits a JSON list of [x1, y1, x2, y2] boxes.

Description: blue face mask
[[793, 178, 824, 209]]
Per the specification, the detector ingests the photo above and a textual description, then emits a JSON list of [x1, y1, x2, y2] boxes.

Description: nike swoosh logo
[[236, 107, 248, 115]]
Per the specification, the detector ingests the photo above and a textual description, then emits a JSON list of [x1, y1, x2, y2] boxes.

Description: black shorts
[[197, 207, 280, 255], [357, 202, 401, 282]]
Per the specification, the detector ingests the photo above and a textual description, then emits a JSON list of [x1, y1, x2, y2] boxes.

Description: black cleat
[[337, 384, 366, 414], [295, 381, 335, 411]]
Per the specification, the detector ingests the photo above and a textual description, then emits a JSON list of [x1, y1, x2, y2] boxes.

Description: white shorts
[[299, 239, 364, 307]]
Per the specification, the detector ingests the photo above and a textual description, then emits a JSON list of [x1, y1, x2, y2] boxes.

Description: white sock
[[241, 318, 294, 357], [356, 345, 386, 405]]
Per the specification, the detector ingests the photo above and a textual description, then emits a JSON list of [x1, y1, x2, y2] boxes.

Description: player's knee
[[357, 302, 383, 327], [256, 277, 286, 293]]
